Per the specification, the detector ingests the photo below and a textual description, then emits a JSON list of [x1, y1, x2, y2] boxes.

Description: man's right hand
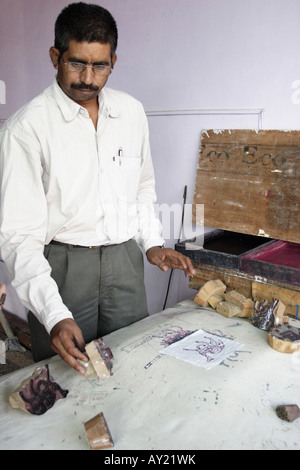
[[50, 318, 88, 374]]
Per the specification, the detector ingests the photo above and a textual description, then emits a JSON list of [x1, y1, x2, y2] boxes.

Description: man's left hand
[[146, 246, 196, 277]]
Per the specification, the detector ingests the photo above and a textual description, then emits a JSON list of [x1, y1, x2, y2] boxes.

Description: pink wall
[[1, 0, 300, 319], [2, 0, 300, 124]]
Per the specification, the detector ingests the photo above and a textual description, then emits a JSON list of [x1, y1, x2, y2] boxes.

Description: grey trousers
[[28, 239, 148, 361]]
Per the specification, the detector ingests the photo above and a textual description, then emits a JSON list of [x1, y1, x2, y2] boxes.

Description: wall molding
[[145, 108, 264, 129]]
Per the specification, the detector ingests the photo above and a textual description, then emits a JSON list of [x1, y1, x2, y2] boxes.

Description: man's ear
[[111, 54, 117, 69], [49, 47, 60, 69]]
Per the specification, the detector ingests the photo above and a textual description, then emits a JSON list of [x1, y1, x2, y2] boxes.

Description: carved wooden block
[[85, 338, 113, 379], [273, 299, 289, 326], [276, 404, 300, 422], [252, 281, 299, 317], [207, 293, 225, 309], [252, 299, 276, 330], [252, 299, 289, 331], [194, 279, 226, 307], [224, 290, 254, 318], [216, 301, 241, 318], [78, 359, 98, 377], [84, 412, 114, 450], [9, 364, 68, 415], [268, 324, 300, 353]]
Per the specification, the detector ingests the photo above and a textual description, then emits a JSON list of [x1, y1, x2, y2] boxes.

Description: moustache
[[71, 83, 99, 92]]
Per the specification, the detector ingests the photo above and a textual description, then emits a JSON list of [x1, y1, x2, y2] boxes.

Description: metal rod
[[163, 185, 187, 310]]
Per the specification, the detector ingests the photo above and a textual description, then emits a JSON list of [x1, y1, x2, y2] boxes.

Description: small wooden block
[[85, 338, 113, 380], [238, 298, 254, 318], [84, 412, 114, 450], [78, 359, 97, 377], [273, 300, 288, 326], [216, 301, 241, 318], [274, 299, 286, 317], [276, 404, 300, 422], [224, 290, 254, 318], [208, 293, 225, 309], [268, 324, 300, 354], [194, 279, 226, 307]]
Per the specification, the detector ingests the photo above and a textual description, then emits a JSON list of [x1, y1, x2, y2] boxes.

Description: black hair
[[54, 2, 118, 59]]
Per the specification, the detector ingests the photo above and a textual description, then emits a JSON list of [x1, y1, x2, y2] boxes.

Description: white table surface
[[0, 299, 299, 450]]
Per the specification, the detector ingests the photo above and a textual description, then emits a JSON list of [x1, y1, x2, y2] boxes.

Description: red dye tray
[[240, 241, 300, 287]]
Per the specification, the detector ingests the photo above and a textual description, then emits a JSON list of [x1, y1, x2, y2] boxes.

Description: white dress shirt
[[0, 79, 164, 333]]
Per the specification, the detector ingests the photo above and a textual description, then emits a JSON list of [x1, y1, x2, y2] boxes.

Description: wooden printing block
[[207, 293, 225, 309], [85, 338, 113, 379], [224, 290, 254, 318], [273, 299, 289, 326], [9, 364, 68, 415], [194, 279, 226, 307], [216, 301, 241, 318], [77, 359, 98, 377], [268, 324, 300, 353], [276, 404, 300, 422], [84, 412, 114, 450], [252, 299, 279, 331]]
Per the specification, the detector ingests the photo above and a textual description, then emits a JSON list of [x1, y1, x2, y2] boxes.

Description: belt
[[49, 240, 103, 249]]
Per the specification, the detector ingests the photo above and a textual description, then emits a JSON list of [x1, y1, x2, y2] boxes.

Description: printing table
[[0, 299, 299, 450]]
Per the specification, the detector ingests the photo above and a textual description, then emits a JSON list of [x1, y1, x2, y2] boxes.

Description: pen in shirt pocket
[[113, 147, 123, 165], [118, 147, 123, 166]]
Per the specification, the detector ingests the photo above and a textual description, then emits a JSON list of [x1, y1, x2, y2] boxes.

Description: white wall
[[1, 0, 300, 319]]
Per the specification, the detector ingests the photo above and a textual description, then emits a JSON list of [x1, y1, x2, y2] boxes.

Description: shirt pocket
[[116, 155, 142, 202]]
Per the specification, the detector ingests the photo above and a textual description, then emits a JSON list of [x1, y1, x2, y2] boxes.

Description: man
[[0, 2, 195, 374]]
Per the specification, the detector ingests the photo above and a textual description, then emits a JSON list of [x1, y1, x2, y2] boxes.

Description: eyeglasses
[[63, 61, 112, 76]]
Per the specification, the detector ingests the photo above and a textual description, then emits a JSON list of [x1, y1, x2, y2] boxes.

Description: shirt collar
[[100, 87, 120, 118], [52, 78, 120, 121]]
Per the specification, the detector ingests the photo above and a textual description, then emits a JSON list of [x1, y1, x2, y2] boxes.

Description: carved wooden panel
[[192, 129, 300, 243]]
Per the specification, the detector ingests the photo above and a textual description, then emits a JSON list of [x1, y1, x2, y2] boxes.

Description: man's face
[[50, 40, 117, 104]]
